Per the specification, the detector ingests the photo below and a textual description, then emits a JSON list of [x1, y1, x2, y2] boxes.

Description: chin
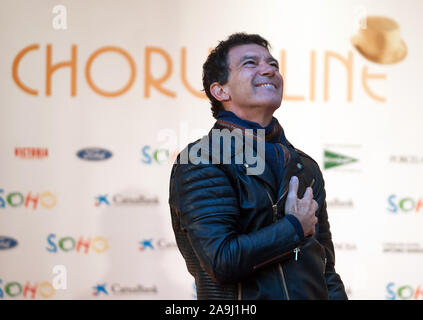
[[255, 97, 282, 110]]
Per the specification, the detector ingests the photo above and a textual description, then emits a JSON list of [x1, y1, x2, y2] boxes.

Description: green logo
[[324, 150, 358, 169]]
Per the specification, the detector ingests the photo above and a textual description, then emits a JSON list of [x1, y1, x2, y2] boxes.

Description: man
[[168, 33, 347, 300]]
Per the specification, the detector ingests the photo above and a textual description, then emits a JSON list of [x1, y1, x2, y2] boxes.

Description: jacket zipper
[[263, 185, 294, 300], [278, 264, 290, 300], [238, 282, 242, 300]]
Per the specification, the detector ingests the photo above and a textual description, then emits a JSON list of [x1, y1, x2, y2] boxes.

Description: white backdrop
[[1, 0, 422, 300]]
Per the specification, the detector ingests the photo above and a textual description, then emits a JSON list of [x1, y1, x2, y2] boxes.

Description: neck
[[224, 106, 275, 127]]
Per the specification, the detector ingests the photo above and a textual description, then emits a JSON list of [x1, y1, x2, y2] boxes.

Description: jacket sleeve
[[314, 174, 348, 300], [171, 162, 302, 285]]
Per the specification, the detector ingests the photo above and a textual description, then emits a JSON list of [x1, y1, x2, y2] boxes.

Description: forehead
[[227, 43, 273, 64]]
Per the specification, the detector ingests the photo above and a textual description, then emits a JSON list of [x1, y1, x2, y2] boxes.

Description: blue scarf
[[216, 110, 290, 189], [215, 110, 304, 239]]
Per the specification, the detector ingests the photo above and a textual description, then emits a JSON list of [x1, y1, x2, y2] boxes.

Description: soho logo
[[0, 190, 56, 209], [386, 282, 423, 300], [0, 280, 55, 299], [141, 145, 179, 165], [144, 127, 266, 175], [46, 234, 109, 253], [387, 195, 423, 213], [138, 238, 177, 252]]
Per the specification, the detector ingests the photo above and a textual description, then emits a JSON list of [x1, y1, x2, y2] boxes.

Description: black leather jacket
[[169, 121, 347, 300]]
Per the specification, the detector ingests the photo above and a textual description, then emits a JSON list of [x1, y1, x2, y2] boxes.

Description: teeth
[[259, 84, 275, 88]]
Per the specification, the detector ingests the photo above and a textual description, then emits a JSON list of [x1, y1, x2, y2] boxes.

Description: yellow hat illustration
[[351, 16, 407, 64]]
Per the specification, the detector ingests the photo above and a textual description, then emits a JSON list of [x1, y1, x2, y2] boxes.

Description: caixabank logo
[[0, 279, 56, 299], [92, 283, 158, 297], [46, 234, 109, 254], [386, 282, 423, 300], [95, 193, 159, 207], [0, 189, 56, 210], [138, 238, 177, 252], [387, 194, 423, 214]]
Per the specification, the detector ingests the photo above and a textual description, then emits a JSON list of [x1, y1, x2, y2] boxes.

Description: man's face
[[223, 43, 283, 112]]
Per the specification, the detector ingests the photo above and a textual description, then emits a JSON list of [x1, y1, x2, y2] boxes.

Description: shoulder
[[294, 147, 324, 182], [169, 137, 234, 184]]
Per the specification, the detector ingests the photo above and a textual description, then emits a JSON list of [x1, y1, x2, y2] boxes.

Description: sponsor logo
[[387, 195, 423, 214], [141, 145, 179, 165], [327, 198, 354, 209], [138, 238, 177, 252], [0, 236, 18, 250], [334, 242, 357, 251], [386, 282, 423, 300], [383, 243, 423, 254], [0, 190, 56, 210], [324, 150, 358, 170], [92, 283, 157, 296], [0, 280, 55, 299], [95, 193, 159, 207], [92, 283, 108, 296], [76, 148, 112, 161], [46, 234, 109, 254], [390, 155, 423, 164], [15, 147, 48, 159]]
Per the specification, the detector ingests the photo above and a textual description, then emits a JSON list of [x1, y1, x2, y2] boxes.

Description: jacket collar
[[211, 110, 305, 199]]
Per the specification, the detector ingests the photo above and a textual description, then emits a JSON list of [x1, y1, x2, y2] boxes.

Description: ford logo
[[0, 236, 18, 250], [77, 148, 113, 161]]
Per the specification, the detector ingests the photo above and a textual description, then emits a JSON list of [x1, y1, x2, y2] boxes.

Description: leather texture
[[169, 121, 348, 300]]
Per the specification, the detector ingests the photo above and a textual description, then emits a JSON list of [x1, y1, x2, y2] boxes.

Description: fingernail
[[291, 176, 298, 182]]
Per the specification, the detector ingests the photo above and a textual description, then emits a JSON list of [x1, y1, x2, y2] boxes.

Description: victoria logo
[[15, 147, 48, 159], [0, 236, 18, 250], [76, 148, 112, 161]]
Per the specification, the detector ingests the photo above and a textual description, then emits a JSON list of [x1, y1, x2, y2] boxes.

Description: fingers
[[303, 186, 313, 200], [312, 200, 319, 213]]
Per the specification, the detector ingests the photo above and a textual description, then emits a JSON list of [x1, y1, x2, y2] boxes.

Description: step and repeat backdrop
[[1, 0, 422, 300]]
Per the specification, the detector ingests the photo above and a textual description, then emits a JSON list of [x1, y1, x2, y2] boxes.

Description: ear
[[210, 82, 230, 102]]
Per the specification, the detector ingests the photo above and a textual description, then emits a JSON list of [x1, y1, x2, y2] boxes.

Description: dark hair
[[202, 33, 271, 118]]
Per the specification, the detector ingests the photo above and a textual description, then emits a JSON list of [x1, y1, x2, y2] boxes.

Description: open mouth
[[256, 83, 276, 89]]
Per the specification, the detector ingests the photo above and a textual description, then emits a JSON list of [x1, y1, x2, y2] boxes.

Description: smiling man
[[168, 33, 347, 300]]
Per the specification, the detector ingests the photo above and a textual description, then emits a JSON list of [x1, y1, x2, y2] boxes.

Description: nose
[[259, 61, 276, 77]]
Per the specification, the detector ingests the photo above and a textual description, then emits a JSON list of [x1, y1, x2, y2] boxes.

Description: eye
[[243, 60, 256, 66], [270, 61, 279, 68]]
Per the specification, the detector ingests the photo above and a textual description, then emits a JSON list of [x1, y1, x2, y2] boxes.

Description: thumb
[[288, 176, 299, 198], [285, 176, 299, 214]]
